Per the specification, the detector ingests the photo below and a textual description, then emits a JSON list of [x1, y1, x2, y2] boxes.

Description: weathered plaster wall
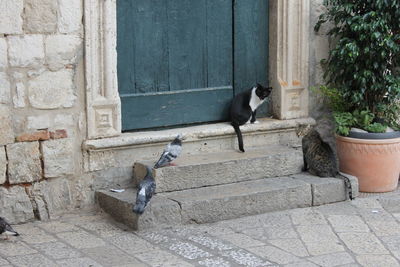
[[0, 0, 88, 223]]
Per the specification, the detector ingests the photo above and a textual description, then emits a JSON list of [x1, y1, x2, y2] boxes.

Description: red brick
[[16, 130, 50, 142], [49, 129, 68, 139]]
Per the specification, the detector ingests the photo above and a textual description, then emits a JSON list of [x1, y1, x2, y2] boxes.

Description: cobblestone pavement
[[2, 193, 400, 267]]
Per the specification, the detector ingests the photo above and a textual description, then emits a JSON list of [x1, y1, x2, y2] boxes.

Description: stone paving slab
[[2, 192, 400, 266]]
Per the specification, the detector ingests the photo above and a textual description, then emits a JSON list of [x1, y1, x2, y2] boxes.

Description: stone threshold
[[83, 117, 315, 151]]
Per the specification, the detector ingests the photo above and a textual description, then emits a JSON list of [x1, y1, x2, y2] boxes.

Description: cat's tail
[[231, 122, 244, 152], [338, 172, 355, 200]]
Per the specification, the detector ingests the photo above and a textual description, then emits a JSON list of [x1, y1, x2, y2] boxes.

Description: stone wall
[[0, 0, 87, 223], [308, 0, 335, 145], [0, 0, 332, 224]]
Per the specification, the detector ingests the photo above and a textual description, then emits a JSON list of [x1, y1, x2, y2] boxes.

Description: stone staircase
[[96, 135, 359, 230]]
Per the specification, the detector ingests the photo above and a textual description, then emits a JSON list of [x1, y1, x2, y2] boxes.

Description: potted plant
[[315, 0, 400, 192]]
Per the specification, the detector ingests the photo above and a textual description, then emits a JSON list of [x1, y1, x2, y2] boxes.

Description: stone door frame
[[84, 0, 309, 139]]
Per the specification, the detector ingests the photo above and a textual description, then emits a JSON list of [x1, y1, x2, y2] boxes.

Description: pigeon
[[0, 217, 19, 240], [132, 165, 156, 215], [153, 134, 183, 169]]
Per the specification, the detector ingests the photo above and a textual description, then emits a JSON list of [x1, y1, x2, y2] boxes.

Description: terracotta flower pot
[[336, 135, 400, 192]]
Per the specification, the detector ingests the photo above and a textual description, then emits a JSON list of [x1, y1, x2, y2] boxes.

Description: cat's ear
[[256, 83, 263, 88]]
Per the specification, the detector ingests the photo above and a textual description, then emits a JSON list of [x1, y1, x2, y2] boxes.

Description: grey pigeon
[[132, 165, 156, 214], [0, 217, 19, 240], [154, 134, 183, 169]]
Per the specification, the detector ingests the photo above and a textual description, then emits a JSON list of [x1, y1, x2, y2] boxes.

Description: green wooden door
[[118, 0, 268, 131]]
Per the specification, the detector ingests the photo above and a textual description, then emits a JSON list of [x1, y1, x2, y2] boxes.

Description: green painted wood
[[207, 0, 233, 87], [120, 87, 232, 130], [118, 0, 233, 130], [117, 0, 134, 95], [117, 0, 268, 130], [133, 0, 169, 93], [167, 0, 206, 90], [234, 0, 269, 115]]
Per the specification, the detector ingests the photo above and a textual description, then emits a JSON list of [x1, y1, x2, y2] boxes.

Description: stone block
[[0, 0, 23, 34], [13, 82, 26, 108], [16, 130, 50, 142], [247, 245, 301, 265], [27, 115, 51, 130], [54, 114, 74, 127], [356, 255, 399, 267], [134, 145, 303, 193], [0, 146, 6, 184], [45, 35, 83, 71], [88, 150, 117, 172], [0, 186, 35, 223], [7, 142, 42, 184], [28, 69, 76, 109], [8, 35, 45, 67], [91, 166, 133, 190], [24, 0, 57, 33], [309, 252, 355, 267], [0, 38, 7, 69], [0, 105, 14, 145], [42, 139, 74, 178], [8, 254, 57, 266], [0, 72, 10, 104], [163, 177, 311, 224], [28, 178, 72, 219], [327, 215, 369, 233], [292, 173, 347, 206], [58, 0, 82, 33], [338, 232, 389, 254], [96, 188, 182, 230]]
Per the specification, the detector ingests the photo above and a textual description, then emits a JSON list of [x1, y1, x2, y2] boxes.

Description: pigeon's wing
[[154, 151, 171, 168], [168, 144, 182, 158], [147, 181, 156, 199], [133, 184, 147, 214]]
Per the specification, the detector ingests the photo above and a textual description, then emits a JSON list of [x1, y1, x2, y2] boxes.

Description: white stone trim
[[84, 0, 310, 139], [269, 0, 310, 119], [84, 0, 121, 139], [83, 117, 315, 151]]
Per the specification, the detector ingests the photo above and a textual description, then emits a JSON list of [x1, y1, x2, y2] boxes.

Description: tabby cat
[[298, 125, 354, 200]]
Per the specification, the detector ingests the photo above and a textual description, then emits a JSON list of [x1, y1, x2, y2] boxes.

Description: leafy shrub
[[315, 0, 400, 135]]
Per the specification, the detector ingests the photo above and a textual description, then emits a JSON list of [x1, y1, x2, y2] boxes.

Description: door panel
[[234, 0, 269, 115], [118, 0, 233, 130], [121, 87, 232, 129], [117, 0, 268, 131]]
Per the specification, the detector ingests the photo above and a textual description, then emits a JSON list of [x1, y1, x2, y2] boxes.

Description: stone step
[[96, 173, 358, 230], [134, 145, 303, 193]]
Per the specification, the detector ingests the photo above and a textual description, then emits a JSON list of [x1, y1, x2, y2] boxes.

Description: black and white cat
[[230, 84, 272, 152]]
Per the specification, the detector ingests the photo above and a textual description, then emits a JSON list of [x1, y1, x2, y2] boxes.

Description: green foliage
[[311, 85, 350, 112], [315, 0, 400, 134], [333, 109, 387, 136], [333, 112, 355, 136]]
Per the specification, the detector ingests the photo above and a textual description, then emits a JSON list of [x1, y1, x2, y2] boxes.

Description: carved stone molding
[[269, 0, 310, 119], [84, 0, 310, 139], [84, 0, 121, 139]]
